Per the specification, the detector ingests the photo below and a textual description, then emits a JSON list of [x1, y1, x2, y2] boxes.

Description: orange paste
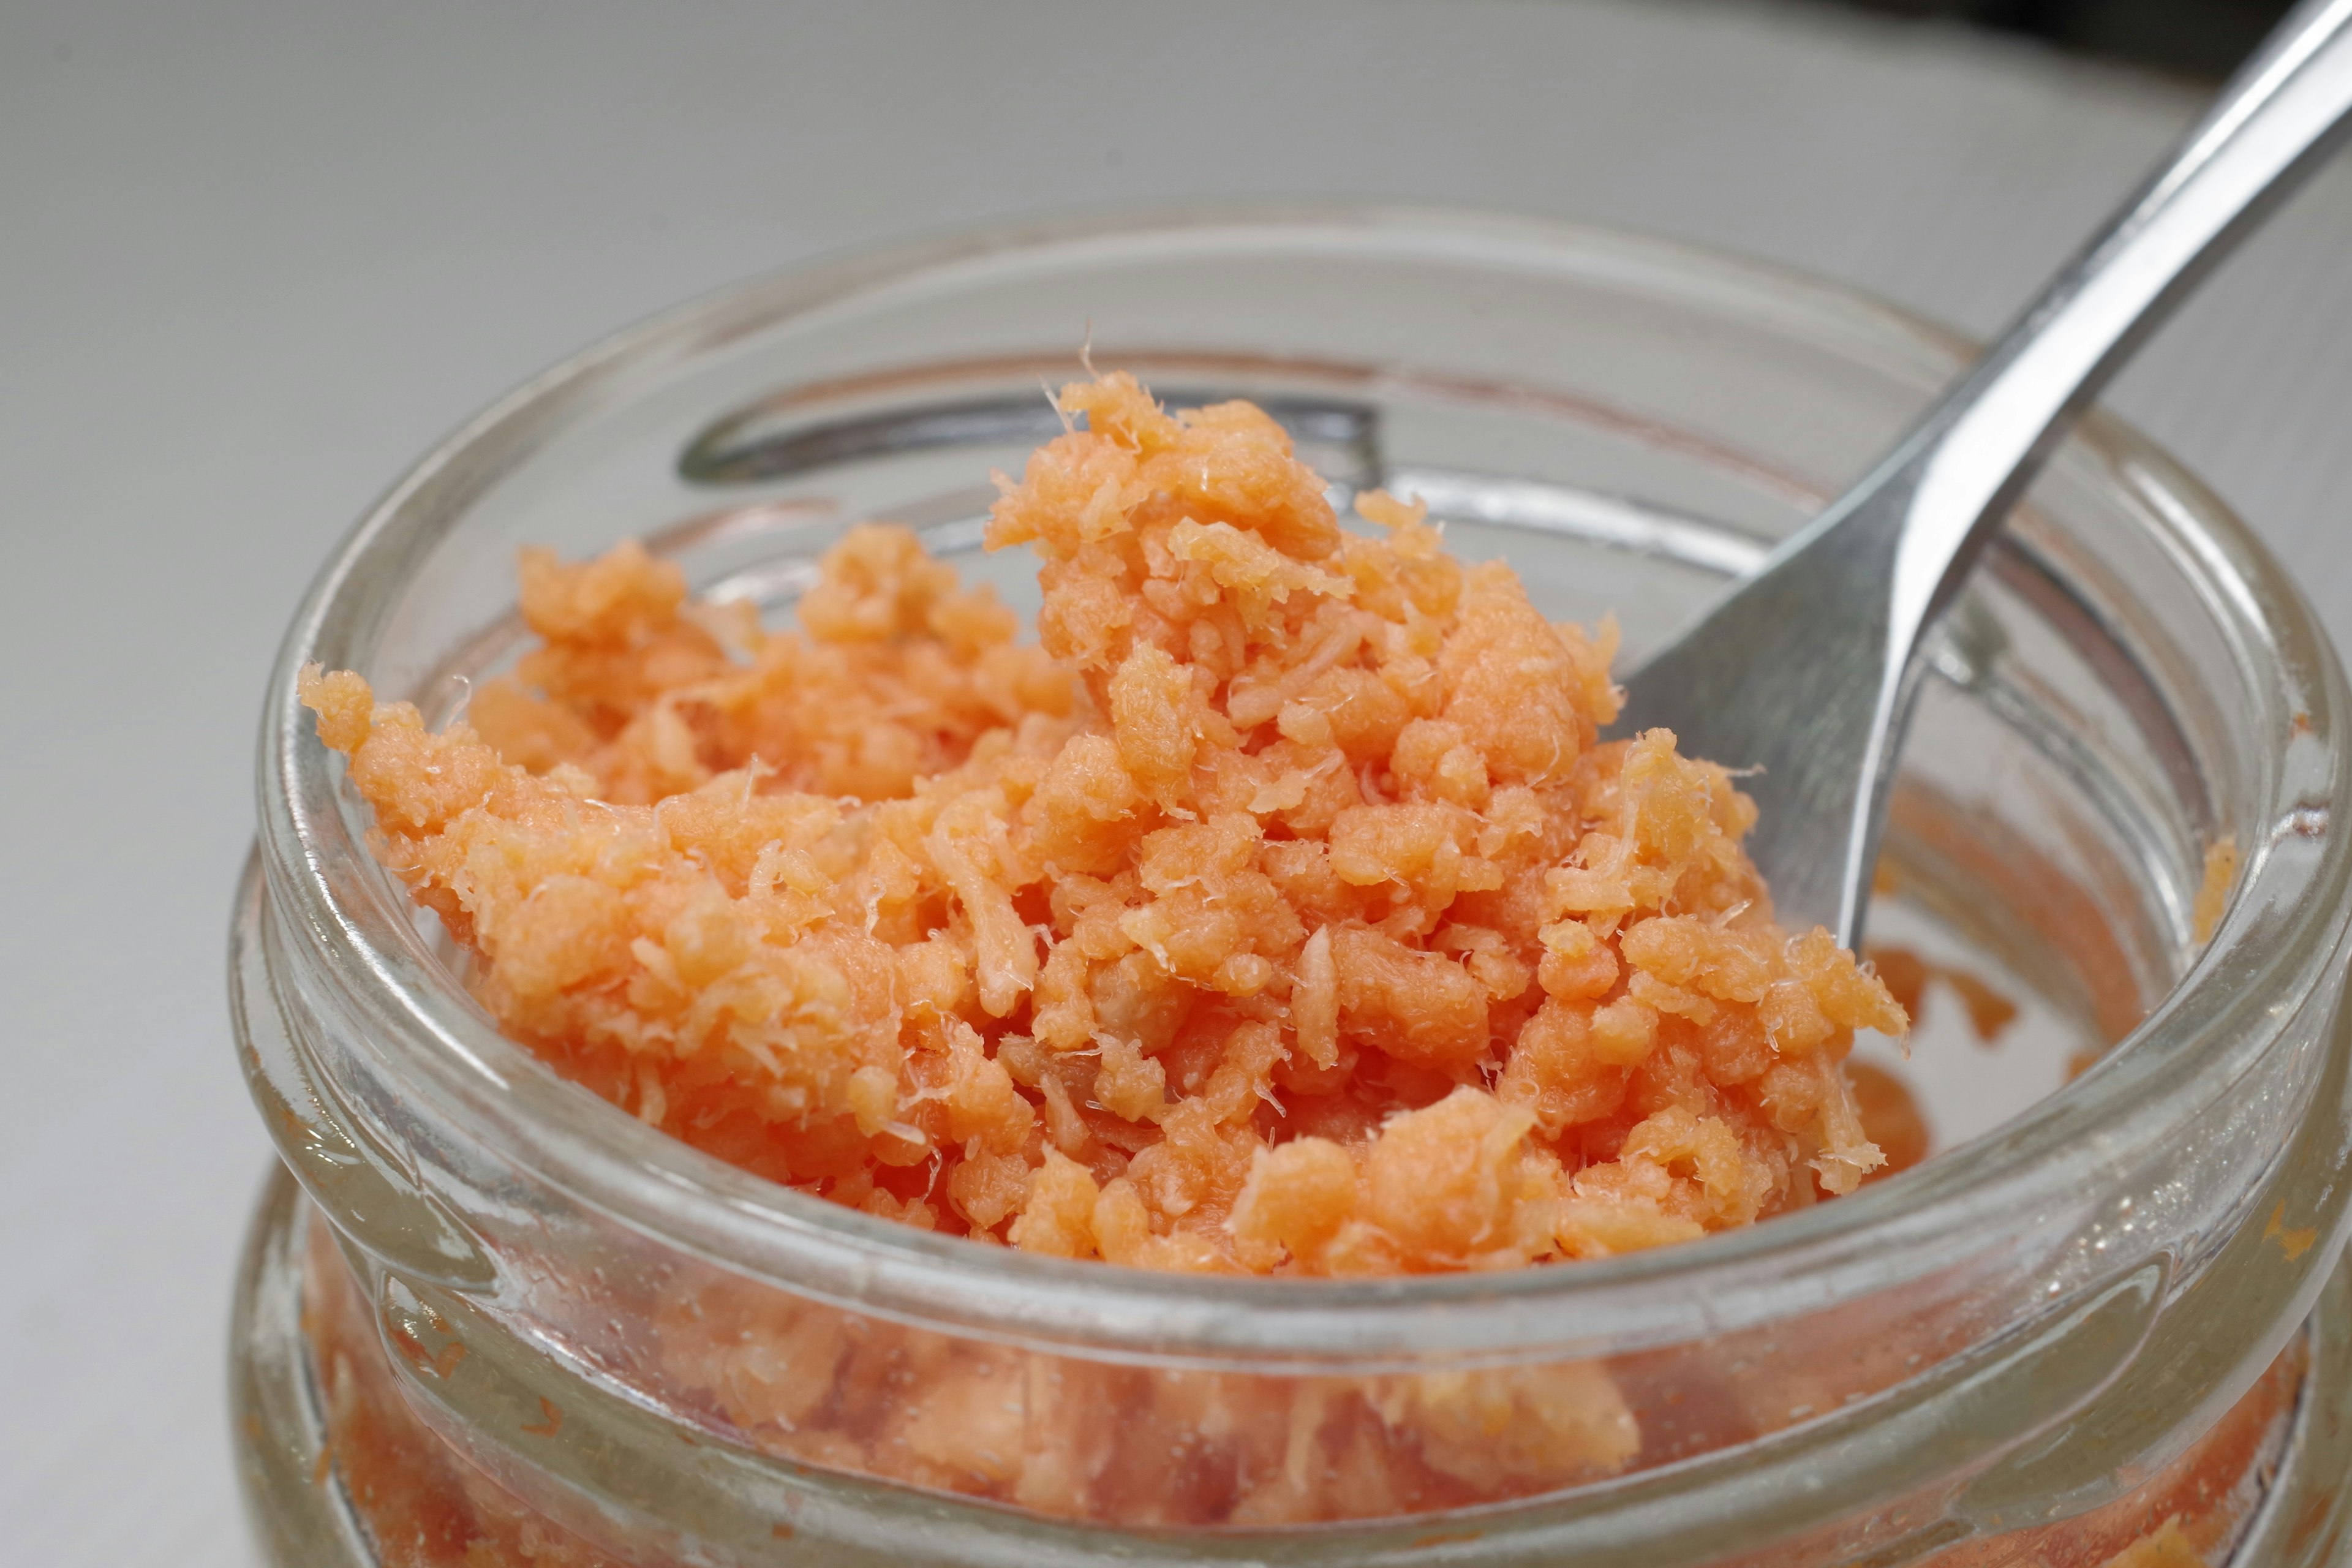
[[301, 372, 1910, 1275], [282, 374, 2305, 1559]]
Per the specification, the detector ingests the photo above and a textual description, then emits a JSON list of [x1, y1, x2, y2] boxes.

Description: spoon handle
[[1617, 0, 2352, 946], [1868, 0, 2352, 644]]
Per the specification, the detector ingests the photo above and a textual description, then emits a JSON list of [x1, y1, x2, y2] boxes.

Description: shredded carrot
[[303, 372, 1907, 1277]]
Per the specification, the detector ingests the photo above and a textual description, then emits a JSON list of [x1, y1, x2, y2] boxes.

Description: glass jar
[[229, 206, 2352, 1567]]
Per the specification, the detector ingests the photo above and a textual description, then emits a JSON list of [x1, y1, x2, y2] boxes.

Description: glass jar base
[[233, 1169, 2352, 1568]]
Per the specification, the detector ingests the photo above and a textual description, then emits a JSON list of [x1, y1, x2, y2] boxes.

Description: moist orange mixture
[[299, 1199, 2299, 1561], [302, 372, 1910, 1276]]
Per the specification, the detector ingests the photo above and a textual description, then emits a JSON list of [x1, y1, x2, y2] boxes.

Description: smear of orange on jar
[[2264, 1201, 2318, 1263], [1868, 945, 2019, 1047], [301, 371, 1912, 1278], [2193, 835, 2239, 946]]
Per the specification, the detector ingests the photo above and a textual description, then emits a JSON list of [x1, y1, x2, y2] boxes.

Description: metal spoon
[[1615, 0, 2352, 947]]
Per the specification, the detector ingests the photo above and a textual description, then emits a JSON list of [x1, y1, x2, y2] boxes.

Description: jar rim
[[257, 201, 2352, 1362]]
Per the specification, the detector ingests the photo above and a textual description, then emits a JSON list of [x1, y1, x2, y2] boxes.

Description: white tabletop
[[6, 2, 2349, 1562]]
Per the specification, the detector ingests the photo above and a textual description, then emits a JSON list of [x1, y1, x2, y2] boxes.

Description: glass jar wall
[[231, 208, 2352, 1566]]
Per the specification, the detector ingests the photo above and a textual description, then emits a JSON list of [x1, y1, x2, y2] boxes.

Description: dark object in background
[[1836, 0, 2295, 79]]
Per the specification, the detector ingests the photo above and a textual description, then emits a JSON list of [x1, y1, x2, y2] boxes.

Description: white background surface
[[5, 3, 2350, 1562]]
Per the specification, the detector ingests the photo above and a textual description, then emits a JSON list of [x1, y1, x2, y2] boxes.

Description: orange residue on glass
[[1409, 1528, 1486, 1548], [390, 1323, 468, 1380], [1866, 945, 2019, 1048], [2193, 835, 2239, 946], [2266, 1201, 2319, 1263]]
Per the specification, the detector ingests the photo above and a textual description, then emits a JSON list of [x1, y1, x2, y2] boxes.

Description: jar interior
[[385, 335, 2237, 1163]]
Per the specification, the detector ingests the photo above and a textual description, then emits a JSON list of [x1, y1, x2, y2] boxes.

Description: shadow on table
[[1817, 0, 2293, 81]]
